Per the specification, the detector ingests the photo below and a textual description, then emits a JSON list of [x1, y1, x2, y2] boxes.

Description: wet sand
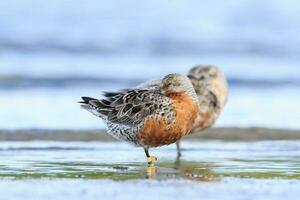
[[0, 127, 299, 141]]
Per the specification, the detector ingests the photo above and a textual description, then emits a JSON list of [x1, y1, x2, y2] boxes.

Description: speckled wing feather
[[80, 89, 173, 126]]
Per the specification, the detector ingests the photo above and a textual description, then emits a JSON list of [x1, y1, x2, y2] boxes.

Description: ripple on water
[[0, 141, 299, 180]]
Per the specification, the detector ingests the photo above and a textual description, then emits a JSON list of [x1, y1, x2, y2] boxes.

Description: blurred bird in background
[[176, 65, 228, 157]]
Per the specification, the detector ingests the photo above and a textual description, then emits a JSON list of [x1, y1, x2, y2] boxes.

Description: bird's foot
[[147, 156, 158, 167]]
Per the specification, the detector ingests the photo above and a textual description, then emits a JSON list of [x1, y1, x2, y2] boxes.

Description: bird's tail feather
[[79, 96, 109, 119]]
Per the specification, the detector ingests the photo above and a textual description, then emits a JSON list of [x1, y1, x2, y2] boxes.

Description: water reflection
[[0, 158, 218, 181], [0, 141, 299, 180]]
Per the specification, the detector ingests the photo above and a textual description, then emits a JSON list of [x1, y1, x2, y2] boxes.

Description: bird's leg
[[176, 140, 182, 158], [144, 147, 157, 177], [144, 147, 157, 167], [174, 141, 182, 169]]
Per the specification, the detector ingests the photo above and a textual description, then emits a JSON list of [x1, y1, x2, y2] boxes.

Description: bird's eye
[[199, 75, 205, 80], [167, 83, 172, 86]]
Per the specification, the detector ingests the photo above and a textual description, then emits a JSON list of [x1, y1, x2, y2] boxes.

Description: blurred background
[[0, 0, 299, 130]]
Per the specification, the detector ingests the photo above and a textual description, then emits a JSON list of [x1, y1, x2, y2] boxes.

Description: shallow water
[[0, 141, 299, 199]]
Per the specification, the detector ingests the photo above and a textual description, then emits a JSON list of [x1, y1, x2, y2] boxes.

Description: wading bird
[[79, 74, 200, 166], [175, 65, 228, 157]]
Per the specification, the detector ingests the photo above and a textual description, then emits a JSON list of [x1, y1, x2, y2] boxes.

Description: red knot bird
[[133, 65, 228, 157], [175, 65, 228, 156], [79, 73, 200, 166]]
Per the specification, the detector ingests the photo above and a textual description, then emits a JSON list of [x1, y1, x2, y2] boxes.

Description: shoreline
[[0, 127, 299, 141]]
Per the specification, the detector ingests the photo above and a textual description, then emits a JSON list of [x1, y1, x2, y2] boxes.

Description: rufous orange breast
[[138, 92, 199, 147]]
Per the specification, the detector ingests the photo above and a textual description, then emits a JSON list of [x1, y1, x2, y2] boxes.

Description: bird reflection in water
[[145, 157, 219, 182]]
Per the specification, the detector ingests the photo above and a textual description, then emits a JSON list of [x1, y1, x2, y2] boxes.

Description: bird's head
[[187, 65, 224, 82], [161, 73, 195, 96], [188, 65, 228, 108]]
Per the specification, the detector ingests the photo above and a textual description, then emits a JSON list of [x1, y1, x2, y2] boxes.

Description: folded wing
[[80, 89, 172, 126]]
